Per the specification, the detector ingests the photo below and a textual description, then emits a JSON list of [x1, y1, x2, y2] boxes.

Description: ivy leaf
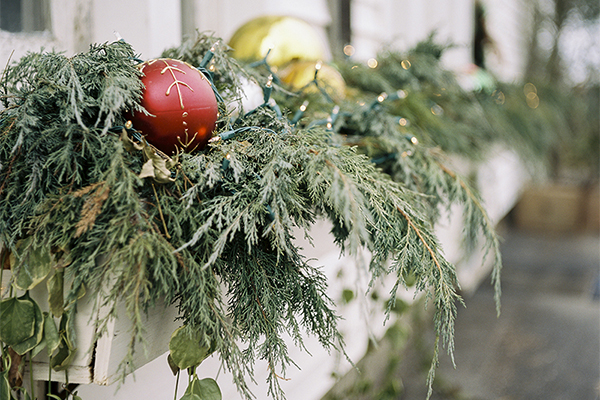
[[179, 377, 203, 400], [43, 312, 61, 356], [167, 353, 180, 376], [31, 311, 60, 359], [30, 337, 47, 358], [51, 311, 77, 371], [179, 392, 202, 400], [47, 269, 64, 317], [11, 296, 44, 355], [180, 377, 221, 400], [196, 378, 221, 400], [168, 326, 209, 370], [50, 344, 76, 371], [13, 240, 53, 291], [0, 296, 35, 346]]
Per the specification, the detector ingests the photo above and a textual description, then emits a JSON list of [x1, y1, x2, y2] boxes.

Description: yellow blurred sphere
[[279, 61, 346, 101], [228, 16, 326, 67]]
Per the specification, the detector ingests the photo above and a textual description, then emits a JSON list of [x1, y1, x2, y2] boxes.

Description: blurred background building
[[0, 0, 537, 82]]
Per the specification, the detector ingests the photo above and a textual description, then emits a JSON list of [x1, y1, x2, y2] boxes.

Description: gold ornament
[[228, 16, 326, 67], [279, 61, 346, 101]]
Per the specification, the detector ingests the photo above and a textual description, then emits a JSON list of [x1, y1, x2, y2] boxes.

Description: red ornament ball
[[129, 58, 218, 154]]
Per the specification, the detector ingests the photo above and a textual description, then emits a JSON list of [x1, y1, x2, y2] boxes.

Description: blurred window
[[0, 0, 50, 32]]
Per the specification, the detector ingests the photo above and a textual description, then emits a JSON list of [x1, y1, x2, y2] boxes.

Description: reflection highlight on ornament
[[343, 44, 355, 57], [401, 60, 411, 70], [367, 58, 378, 69]]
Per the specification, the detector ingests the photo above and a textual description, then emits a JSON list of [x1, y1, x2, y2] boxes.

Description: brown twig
[[395, 205, 443, 274], [151, 182, 171, 239]]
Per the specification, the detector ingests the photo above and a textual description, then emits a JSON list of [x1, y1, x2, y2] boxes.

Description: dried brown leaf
[[74, 182, 110, 237]]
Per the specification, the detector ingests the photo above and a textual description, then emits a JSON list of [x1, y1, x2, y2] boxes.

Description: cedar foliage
[[0, 34, 506, 400]]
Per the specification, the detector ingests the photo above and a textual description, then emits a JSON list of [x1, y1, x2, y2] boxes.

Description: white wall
[[91, 0, 181, 58], [349, 0, 475, 70], [481, 0, 531, 82], [0, 0, 531, 80]]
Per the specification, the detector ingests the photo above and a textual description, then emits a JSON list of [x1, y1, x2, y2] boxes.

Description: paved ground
[[432, 229, 600, 400], [323, 228, 600, 400]]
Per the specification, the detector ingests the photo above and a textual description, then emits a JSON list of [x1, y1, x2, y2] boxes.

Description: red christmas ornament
[[129, 58, 218, 154]]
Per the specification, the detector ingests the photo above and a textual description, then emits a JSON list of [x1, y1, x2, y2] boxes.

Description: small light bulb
[[343, 44, 356, 56], [266, 75, 273, 88], [398, 118, 407, 127], [401, 60, 411, 70], [315, 61, 323, 71], [396, 89, 407, 99], [524, 82, 537, 95], [411, 136, 418, 145], [367, 58, 378, 68], [300, 100, 309, 112], [377, 93, 388, 103], [431, 104, 444, 116]]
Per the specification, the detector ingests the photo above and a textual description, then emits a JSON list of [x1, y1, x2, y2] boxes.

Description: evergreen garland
[[0, 32, 523, 400]]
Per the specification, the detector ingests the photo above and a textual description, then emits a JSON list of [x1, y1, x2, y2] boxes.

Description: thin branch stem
[[152, 182, 171, 239], [395, 205, 443, 274]]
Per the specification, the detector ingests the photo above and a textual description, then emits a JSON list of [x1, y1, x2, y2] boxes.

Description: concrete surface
[[433, 229, 600, 400], [322, 228, 600, 400]]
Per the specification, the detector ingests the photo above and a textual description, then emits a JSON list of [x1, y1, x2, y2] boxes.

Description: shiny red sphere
[[129, 58, 218, 155]]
